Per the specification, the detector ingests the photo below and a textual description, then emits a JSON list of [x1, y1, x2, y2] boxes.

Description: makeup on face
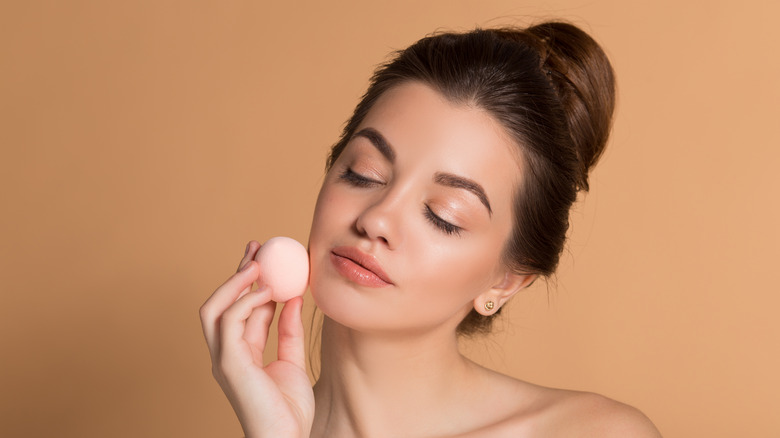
[[330, 246, 393, 288], [337, 129, 495, 238], [307, 82, 521, 332], [349, 127, 493, 217]]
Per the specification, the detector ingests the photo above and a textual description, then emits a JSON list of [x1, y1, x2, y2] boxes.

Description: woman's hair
[[326, 22, 616, 335]]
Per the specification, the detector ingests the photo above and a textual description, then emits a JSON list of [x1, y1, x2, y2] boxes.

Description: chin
[[308, 244, 388, 331], [311, 280, 464, 337], [309, 273, 383, 332]]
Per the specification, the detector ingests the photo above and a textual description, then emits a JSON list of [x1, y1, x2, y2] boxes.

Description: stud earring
[[484, 301, 495, 311]]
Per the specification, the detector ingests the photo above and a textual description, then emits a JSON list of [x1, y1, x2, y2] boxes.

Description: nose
[[354, 192, 402, 249]]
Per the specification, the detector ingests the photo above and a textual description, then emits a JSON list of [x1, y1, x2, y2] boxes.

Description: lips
[[330, 246, 394, 287]]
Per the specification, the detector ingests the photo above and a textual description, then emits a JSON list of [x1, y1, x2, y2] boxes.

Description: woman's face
[[308, 82, 523, 334]]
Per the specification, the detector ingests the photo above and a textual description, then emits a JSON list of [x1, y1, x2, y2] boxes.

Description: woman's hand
[[200, 241, 314, 438]]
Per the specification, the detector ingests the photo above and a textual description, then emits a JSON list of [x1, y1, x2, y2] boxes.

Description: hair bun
[[525, 22, 616, 191]]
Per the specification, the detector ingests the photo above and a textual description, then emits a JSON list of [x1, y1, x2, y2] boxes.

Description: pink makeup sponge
[[254, 236, 310, 302]]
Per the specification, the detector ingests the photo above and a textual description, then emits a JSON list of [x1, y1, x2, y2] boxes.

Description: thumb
[[276, 296, 306, 370]]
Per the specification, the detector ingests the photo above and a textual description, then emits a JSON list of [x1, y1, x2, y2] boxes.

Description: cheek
[[391, 251, 497, 330], [308, 183, 355, 305], [401, 239, 502, 312]]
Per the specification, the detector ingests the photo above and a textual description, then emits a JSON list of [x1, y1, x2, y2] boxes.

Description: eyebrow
[[434, 172, 493, 217], [352, 128, 395, 163]]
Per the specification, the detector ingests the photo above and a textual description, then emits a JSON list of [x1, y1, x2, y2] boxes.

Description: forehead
[[355, 81, 523, 209]]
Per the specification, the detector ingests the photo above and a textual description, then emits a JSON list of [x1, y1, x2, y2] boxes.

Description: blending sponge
[[254, 236, 310, 302]]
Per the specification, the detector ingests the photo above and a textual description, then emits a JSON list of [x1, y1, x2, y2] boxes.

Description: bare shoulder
[[533, 389, 662, 437], [462, 365, 661, 437]]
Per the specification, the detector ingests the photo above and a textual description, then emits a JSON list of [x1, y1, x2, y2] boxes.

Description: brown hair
[[326, 22, 616, 335]]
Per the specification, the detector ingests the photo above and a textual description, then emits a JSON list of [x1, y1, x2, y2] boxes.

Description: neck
[[311, 316, 479, 438]]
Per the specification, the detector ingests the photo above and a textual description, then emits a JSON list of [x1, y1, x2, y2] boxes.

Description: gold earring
[[484, 301, 495, 311]]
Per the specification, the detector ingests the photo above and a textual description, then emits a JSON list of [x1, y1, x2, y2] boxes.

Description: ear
[[474, 271, 537, 316]]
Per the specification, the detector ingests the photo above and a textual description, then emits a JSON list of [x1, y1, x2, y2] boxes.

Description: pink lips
[[330, 246, 393, 287]]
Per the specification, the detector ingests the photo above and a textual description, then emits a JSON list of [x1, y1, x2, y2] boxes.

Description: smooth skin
[[201, 82, 661, 437]]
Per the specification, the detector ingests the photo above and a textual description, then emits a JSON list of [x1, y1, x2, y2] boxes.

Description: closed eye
[[338, 168, 382, 188], [424, 205, 462, 236]]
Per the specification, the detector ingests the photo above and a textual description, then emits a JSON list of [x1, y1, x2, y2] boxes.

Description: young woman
[[200, 22, 662, 437]]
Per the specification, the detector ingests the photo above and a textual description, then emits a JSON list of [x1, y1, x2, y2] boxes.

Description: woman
[[200, 22, 662, 437]]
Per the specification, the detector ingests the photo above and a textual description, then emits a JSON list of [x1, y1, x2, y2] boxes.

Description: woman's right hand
[[199, 241, 314, 438]]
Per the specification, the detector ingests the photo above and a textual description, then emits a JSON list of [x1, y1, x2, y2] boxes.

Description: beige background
[[1, 1, 778, 437]]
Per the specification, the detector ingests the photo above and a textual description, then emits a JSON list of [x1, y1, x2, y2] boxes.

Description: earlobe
[[474, 272, 537, 316]]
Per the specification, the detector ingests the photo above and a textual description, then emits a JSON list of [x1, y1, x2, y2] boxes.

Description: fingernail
[[244, 242, 250, 256]]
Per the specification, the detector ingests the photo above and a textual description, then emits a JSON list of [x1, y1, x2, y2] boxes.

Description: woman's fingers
[[276, 297, 306, 370], [237, 240, 261, 272], [200, 241, 307, 381], [219, 288, 274, 363], [236, 241, 261, 299], [243, 295, 278, 363], [200, 261, 259, 355]]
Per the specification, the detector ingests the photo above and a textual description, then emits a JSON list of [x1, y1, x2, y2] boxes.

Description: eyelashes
[[423, 205, 462, 236], [338, 167, 463, 236], [338, 168, 380, 188]]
